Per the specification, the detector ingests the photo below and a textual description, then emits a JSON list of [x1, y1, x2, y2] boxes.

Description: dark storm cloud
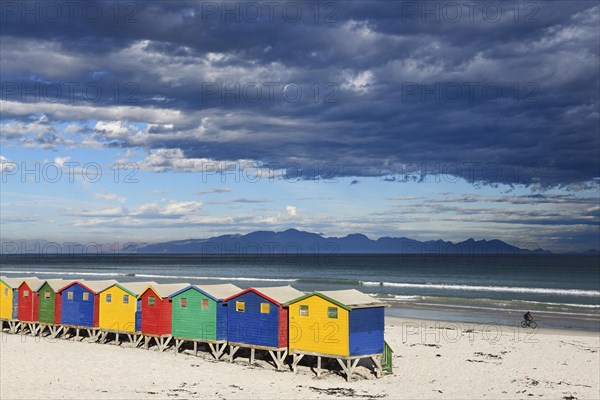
[[1, 0, 599, 187]]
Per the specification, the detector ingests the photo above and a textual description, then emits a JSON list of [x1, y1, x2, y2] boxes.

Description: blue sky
[[1, 1, 599, 252]]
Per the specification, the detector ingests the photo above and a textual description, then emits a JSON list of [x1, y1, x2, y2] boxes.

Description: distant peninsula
[[136, 229, 552, 255]]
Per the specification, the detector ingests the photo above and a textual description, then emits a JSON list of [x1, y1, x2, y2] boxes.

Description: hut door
[[12, 290, 18, 319], [135, 298, 142, 332]]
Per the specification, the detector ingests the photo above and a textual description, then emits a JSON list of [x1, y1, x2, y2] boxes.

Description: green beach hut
[[170, 283, 241, 358], [38, 279, 70, 325]]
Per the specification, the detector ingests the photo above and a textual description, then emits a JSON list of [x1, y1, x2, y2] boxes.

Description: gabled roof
[[169, 283, 242, 301], [143, 283, 191, 298], [105, 281, 157, 296], [285, 289, 386, 309], [224, 285, 304, 305], [81, 280, 119, 294], [19, 278, 45, 292], [0, 276, 24, 289], [196, 284, 242, 301], [58, 280, 118, 294], [39, 279, 72, 292]]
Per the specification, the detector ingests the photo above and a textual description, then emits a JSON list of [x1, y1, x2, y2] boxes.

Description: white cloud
[[0, 155, 15, 172], [76, 200, 202, 220], [342, 70, 374, 94], [160, 201, 203, 216], [78, 207, 124, 217], [286, 205, 297, 217], [54, 156, 71, 167], [139, 148, 258, 174], [2, 101, 183, 125], [63, 124, 82, 134], [0, 119, 52, 138], [94, 191, 126, 204]]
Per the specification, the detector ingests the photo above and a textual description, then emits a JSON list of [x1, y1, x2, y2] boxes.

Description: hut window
[[201, 299, 209, 309], [67, 291, 73, 300], [106, 294, 112, 303], [83, 292, 90, 301], [3, 288, 7, 296], [236, 301, 245, 312], [299, 305, 309, 317], [180, 298, 187, 307], [23, 290, 29, 298], [148, 296, 156, 306], [260, 302, 270, 314], [45, 290, 51, 299], [123, 295, 129, 304], [327, 307, 338, 319]]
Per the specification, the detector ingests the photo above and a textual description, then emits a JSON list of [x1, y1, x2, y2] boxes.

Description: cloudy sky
[[1, 1, 598, 252]]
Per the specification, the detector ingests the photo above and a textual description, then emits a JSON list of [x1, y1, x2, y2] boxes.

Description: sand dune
[[1, 317, 598, 399]]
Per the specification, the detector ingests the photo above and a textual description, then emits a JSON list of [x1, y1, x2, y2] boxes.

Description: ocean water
[[2, 254, 599, 330]]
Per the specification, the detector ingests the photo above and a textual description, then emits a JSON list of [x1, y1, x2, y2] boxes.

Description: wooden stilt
[[337, 358, 360, 381], [229, 345, 240, 362], [281, 350, 288, 370], [49, 325, 60, 338], [347, 359, 352, 381], [250, 348, 255, 364], [317, 356, 322, 377], [174, 339, 183, 354], [216, 343, 226, 359], [9, 321, 20, 334], [292, 353, 305, 373], [268, 349, 287, 370], [163, 336, 172, 351], [27, 323, 40, 336], [371, 355, 383, 378], [208, 343, 215, 358], [207, 342, 226, 359]]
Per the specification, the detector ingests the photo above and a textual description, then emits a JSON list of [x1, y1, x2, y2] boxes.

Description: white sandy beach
[[1, 316, 598, 400]]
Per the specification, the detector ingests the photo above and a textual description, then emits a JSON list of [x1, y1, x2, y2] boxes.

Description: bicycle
[[521, 319, 537, 329]]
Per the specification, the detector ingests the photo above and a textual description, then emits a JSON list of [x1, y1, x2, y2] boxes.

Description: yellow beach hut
[[98, 281, 156, 334], [285, 289, 387, 380], [1, 276, 22, 321]]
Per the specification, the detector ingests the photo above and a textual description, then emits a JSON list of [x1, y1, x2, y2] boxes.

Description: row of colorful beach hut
[[0, 276, 392, 380]]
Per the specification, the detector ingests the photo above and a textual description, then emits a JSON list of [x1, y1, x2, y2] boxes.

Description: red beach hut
[[140, 283, 190, 336], [17, 278, 44, 322], [139, 283, 189, 351]]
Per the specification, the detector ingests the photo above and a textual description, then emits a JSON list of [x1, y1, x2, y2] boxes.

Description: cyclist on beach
[[523, 311, 533, 322]]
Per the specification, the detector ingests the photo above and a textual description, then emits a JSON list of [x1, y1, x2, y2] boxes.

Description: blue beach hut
[[58, 280, 117, 327], [224, 285, 304, 369]]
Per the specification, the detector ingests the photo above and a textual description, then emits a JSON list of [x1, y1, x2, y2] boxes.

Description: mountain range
[[136, 229, 553, 255]]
